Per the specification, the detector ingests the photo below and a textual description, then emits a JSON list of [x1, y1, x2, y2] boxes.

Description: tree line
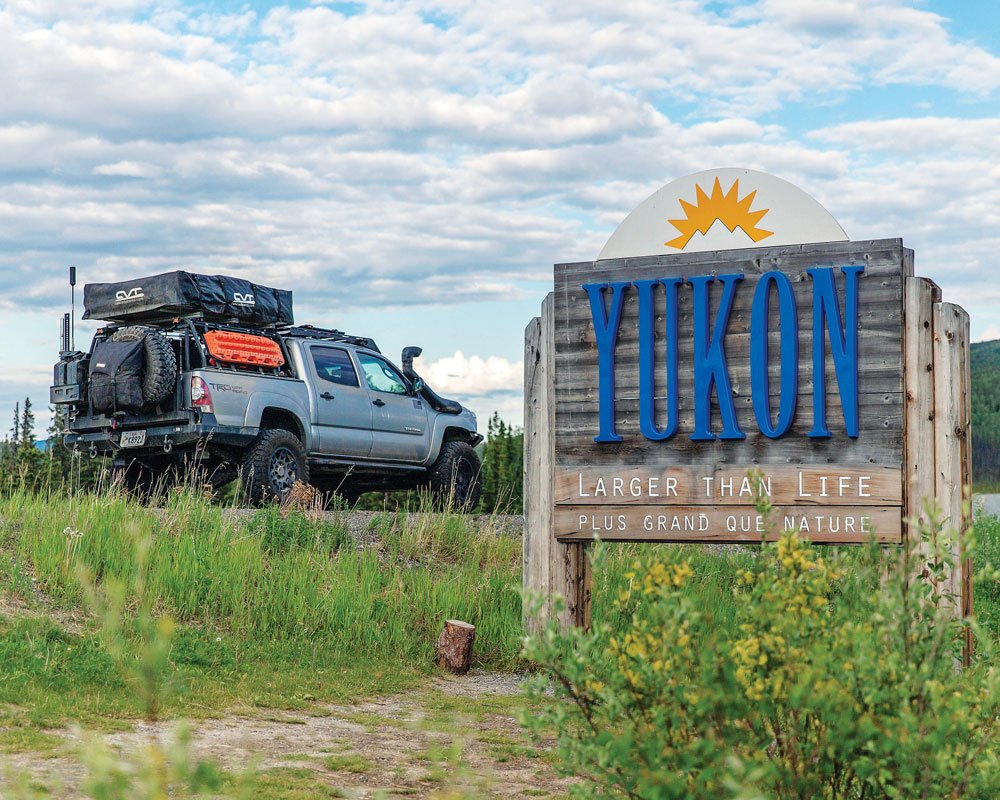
[[0, 399, 107, 491], [971, 338, 1000, 489]]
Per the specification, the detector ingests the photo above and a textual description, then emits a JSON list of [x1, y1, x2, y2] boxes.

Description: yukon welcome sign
[[524, 168, 971, 630], [554, 239, 905, 543]]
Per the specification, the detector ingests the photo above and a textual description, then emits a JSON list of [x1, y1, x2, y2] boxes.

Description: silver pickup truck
[[52, 318, 483, 507]]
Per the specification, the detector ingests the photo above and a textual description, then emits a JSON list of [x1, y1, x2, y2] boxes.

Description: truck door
[[306, 345, 374, 458], [354, 351, 431, 462]]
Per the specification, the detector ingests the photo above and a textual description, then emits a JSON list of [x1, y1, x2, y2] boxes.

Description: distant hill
[[972, 338, 1000, 487]]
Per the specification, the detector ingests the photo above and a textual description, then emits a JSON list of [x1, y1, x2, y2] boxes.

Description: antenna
[[69, 266, 77, 351]]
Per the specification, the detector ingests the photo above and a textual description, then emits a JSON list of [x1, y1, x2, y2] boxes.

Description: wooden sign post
[[523, 169, 972, 638]]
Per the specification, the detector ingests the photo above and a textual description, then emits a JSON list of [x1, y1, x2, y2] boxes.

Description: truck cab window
[[311, 346, 359, 387], [357, 353, 408, 395]]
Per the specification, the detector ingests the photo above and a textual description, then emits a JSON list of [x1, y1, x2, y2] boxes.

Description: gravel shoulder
[[5, 672, 570, 799]]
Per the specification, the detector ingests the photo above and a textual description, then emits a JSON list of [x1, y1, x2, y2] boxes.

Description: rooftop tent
[[82, 271, 294, 327]]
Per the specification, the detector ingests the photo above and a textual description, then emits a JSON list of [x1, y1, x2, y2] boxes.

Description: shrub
[[524, 516, 1000, 799]]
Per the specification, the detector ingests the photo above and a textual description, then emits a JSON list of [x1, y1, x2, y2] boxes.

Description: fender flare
[[425, 421, 480, 465], [243, 391, 313, 452]]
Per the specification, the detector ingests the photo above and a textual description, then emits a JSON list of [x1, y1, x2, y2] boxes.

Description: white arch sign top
[[598, 168, 848, 260]]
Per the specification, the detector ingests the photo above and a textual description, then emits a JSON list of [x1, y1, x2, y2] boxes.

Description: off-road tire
[[241, 429, 310, 505], [428, 441, 482, 511], [111, 326, 177, 406]]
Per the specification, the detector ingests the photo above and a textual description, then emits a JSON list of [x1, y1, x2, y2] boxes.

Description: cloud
[[416, 350, 523, 398], [92, 160, 163, 178], [811, 117, 1000, 155], [976, 325, 1000, 344], [0, 1, 997, 427]]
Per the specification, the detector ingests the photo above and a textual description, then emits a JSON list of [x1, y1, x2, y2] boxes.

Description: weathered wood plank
[[903, 277, 939, 539], [522, 308, 550, 635], [523, 294, 591, 634], [554, 504, 903, 543], [932, 302, 970, 619], [563, 542, 591, 629], [555, 465, 902, 506], [555, 393, 903, 468], [557, 358, 905, 398], [555, 238, 911, 281], [959, 306, 974, 663], [556, 391, 902, 423]]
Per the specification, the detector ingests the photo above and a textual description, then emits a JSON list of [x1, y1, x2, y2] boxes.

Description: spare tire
[[110, 326, 177, 406]]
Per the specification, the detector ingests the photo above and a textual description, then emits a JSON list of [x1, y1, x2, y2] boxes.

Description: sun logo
[[665, 177, 773, 250]]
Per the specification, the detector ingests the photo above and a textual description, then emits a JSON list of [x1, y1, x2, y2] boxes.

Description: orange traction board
[[203, 330, 285, 368]]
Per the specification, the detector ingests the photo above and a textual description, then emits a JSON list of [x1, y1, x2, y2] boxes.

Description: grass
[[2, 487, 998, 732], [321, 753, 374, 774], [0, 613, 421, 731], [974, 512, 1000, 639], [0, 486, 532, 746], [246, 767, 344, 799], [0, 485, 998, 797], [1, 486, 522, 652], [0, 723, 64, 756]]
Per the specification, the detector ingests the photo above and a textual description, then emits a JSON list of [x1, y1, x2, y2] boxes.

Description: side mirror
[[412, 377, 425, 394]]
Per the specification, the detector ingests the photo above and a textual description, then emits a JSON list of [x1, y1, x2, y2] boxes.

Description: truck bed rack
[[277, 325, 380, 353]]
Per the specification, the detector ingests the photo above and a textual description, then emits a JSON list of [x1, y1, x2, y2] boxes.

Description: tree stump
[[436, 619, 476, 674]]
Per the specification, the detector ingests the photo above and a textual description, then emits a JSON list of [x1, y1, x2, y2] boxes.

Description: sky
[[0, 0, 998, 432]]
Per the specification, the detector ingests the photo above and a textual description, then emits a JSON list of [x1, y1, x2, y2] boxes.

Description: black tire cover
[[110, 326, 177, 406]]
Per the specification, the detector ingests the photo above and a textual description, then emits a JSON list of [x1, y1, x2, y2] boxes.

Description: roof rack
[[277, 325, 380, 353]]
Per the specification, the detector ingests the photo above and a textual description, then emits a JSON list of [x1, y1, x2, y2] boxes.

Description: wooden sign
[[552, 239, 907, 544], [523, 169, 971, 635]]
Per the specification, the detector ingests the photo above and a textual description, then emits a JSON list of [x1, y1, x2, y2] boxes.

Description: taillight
[[190, 376, 214, 413]]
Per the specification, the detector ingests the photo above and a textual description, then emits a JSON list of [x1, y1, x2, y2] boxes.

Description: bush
[[524, 518, 1000, 799]]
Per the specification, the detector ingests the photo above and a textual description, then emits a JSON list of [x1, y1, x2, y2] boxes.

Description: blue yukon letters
[[635, 278, 681, 441], [750, 271, 798, 438], [583, 266, 863, 444], [808, 266, 863, 438], [690, 274, 745, 441], [584, 281, 630, 443]]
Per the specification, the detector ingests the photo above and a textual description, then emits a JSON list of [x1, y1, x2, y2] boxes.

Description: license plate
[[120, 430, 147, 448]]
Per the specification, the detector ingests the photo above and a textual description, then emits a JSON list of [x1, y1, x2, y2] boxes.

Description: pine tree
[[480, 412, 502, 512], [15, 397, 43, 486], [1, 403, 20, 486], [476, 412, 524, 514], [9, 402, 20, 449], [19, 397, 36, 453], [46, 404, 75, 489]]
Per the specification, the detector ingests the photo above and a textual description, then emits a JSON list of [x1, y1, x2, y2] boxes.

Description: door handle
[[372, 398, 386, 407], [320, 392, 335, 400]]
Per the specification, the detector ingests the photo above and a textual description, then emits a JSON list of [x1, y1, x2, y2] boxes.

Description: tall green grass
[[2, 487, 997, 680], [0, 488, 523, 669], [974, 512, 1000, 638]]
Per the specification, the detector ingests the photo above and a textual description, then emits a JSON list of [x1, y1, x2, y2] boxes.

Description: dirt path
[[6, 673, 572, 799]]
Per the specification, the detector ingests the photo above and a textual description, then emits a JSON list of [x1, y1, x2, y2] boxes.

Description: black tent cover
[[83, 271, 294, 327]]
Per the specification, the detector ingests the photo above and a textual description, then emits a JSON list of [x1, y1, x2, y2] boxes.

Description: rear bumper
[[65, 422, 258, 455]]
